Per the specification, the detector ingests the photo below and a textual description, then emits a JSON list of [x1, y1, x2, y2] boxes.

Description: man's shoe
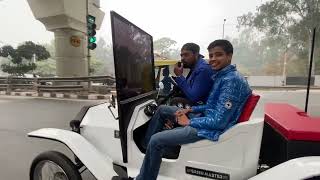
[[112, 176, 134, 180], [121, 177, 134, 180]]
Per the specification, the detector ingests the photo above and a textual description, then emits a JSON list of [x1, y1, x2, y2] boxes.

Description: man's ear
[[227, 53, 233, 63], [193, 53, 198, 61]]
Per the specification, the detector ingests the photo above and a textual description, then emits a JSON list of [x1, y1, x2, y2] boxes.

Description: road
[[0, 96, 101, 180], [0, 90, 319, 180], [252, 90, 320, 117]]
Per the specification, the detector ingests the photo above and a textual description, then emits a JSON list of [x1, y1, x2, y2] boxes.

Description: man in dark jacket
[[172, 43, 214, 104]]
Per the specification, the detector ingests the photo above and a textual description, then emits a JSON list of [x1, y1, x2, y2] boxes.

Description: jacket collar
[[191, 58, 205, 70], [212, 64, 236, 79]]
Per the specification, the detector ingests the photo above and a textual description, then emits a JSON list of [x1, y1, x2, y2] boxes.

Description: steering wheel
[[169, 97, 193, 109]]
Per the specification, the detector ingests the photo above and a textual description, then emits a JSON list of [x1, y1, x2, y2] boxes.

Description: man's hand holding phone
[[174, 62, 183, 76]]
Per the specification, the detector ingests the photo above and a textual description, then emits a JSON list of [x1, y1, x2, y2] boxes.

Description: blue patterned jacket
[[189, 64, 252, 141]]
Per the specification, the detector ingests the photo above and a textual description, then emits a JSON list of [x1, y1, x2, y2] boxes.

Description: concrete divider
[[247, 76, 320, 87], [315, 75, 320, 87], [0, 91, 109, 100], [246, 76, 284, 87]]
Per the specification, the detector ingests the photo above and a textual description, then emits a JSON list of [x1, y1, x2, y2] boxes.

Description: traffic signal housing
[[87, 15, 97, 50]]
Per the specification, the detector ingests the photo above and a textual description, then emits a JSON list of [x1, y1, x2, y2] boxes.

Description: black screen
[[111, 11, 156, 102]]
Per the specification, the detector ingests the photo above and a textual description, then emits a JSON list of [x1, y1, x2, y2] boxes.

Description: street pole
[[282, 49, 288, 86], [222, 19, 226, 39], [33, 53, 36, 63], [86, 0, 92, 91]]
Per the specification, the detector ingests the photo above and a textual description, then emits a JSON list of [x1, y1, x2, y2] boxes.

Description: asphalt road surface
[[0, 96, 102, 180], [0, 90, 319, 180]]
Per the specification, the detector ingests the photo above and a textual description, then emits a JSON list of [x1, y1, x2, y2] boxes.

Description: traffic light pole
[[86, 0, 92, 91]]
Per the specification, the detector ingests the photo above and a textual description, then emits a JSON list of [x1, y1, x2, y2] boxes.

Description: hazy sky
[[0, 0, 265, 55]]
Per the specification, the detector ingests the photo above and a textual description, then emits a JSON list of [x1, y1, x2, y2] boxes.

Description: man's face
[[180, 49, 197, 68], [208, 46, 232, 70]]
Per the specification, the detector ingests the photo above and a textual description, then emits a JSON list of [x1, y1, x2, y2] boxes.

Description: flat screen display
[[111, 11, 156, 102]]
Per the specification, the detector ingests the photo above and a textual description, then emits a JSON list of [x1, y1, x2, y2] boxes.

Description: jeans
[[136, 105, 204, 180]]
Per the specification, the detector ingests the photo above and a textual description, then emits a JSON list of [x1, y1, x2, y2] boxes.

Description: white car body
[[28, 101, 270, 180]]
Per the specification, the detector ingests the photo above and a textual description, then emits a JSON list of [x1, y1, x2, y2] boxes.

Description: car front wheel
[[30, 151, 82, 180]]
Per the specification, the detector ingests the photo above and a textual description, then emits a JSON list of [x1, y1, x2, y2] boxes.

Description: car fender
[[28, 128, 115, 180], [250, 157, 320, 180]]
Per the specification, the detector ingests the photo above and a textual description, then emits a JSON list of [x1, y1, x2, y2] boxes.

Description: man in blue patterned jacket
[[129, 40, 252, 180]]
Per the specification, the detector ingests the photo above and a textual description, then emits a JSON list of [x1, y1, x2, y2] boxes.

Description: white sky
[[0, 0, 265, 55]]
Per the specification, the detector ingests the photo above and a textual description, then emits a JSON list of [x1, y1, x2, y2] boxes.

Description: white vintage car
[[28, 11, 320, 180]]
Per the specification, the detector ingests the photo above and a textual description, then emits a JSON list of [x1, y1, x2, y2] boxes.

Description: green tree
[[230, 30, 264, 75], [0, 41, 50, 75], [153, 37, 179, 59], [90, 57, 104, 75], [91, 38, 114, 76], [237, 0, 320, 75], [33, 40, 56, 76], [34, 59, 56, 77], [90, 37, 181, 76], [237, 0, 320, 40], [42, 40, 55, 58]]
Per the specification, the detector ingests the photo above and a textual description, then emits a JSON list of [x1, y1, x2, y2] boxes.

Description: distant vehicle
[[22, 74, 40, 78]]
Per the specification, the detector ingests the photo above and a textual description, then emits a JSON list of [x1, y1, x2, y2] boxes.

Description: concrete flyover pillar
[[27, 0, 105, 77], [54, 28, 87, 76]]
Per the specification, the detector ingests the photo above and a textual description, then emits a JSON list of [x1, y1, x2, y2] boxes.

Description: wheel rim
[[33, 160, 69, 180]]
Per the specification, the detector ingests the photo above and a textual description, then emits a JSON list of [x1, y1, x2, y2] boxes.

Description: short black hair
[[207, 40, 233, 54], [181, 43, 200, 54]]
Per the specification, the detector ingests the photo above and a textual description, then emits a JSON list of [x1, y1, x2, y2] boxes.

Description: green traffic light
[[87, 15, 97, 50], [89, 37, 96, 43], [87, 15, 96, 24]]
